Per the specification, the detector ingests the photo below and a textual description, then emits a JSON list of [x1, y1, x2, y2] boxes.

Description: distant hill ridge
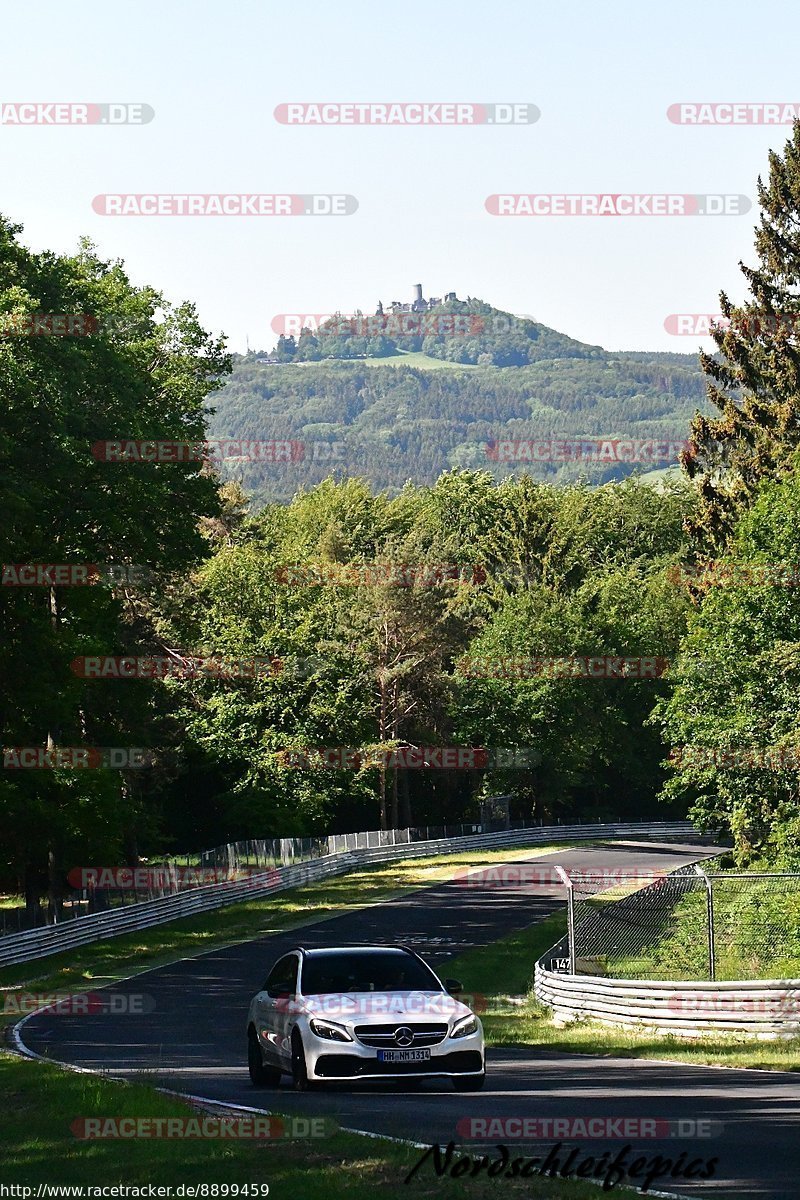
[[209, 290, 707, 502]]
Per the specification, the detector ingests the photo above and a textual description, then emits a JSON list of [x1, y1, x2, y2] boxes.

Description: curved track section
[[19, 841, 799, 1199]]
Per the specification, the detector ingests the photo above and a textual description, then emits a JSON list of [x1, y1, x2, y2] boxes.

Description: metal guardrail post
[[695, 863, 716, 981], [554, 864, 575, 973]]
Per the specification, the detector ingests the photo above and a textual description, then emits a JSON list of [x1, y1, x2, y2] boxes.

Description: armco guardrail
[[534, 856, 800, 1040], [534, 964, 800, 1040], [0, 820, 706, 968]]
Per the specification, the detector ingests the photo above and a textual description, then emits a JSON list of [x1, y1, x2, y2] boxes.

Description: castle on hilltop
[[376, 284, 459, 317]]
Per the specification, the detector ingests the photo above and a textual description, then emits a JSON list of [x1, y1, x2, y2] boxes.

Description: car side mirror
[[444, 978, 463, 994], [268, 987, 292, 1000]]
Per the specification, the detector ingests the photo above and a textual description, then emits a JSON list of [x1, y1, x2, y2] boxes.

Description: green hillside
[[208, 300, 708, 503]]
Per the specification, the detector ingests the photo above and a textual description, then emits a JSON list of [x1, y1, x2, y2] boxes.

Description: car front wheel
[[248, 1027, 281, 1087]]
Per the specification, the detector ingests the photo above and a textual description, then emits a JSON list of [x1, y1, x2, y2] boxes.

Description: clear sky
[[2, 0, 798, 354]]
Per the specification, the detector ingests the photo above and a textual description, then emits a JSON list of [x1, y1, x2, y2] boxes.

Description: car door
[[255, 953, 299, 1067]]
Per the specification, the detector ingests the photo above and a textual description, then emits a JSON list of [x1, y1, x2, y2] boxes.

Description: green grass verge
[[283, 351, 504, 371], [610, 883, 800, 983], [0, 1052, 600, 1195], [636, 466, 682, 486], [363, 350, 480, 369], [285, 351, 478, 370], [442, 913, 800, 1072]]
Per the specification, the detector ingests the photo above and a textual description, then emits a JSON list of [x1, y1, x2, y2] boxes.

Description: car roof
[[291, 945, 415, 958]]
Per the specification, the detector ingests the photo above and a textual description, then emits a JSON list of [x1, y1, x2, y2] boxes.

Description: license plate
[[377, 1048, 431, 1063]]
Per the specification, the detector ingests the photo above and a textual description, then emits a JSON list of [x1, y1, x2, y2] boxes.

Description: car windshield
[[301, 951, 443, 995]]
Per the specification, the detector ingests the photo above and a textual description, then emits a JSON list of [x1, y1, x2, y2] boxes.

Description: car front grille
[[354, 1022, 449, 1048], [315, 1050, 483, 1078]]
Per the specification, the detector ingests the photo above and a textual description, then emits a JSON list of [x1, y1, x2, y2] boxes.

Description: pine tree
[[684, 120, 800, 550]]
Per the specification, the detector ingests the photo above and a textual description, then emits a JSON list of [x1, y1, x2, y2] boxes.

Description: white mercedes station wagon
[[246, 945, 485, 1090]]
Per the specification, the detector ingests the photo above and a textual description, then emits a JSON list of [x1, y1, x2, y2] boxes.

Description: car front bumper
[[304, 1028, 485, 1081]]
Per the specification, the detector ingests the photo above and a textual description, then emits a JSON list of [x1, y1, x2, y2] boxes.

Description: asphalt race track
[[18, 840, 800, 1198]]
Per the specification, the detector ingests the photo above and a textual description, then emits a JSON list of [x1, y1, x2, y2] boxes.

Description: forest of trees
[[6, 123, 800, 912], [210, 349, 708, 502]]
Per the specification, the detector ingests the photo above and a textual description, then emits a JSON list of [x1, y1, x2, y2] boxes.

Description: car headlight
[[450, 1014, 479, 1039], [308, 1017, 353, 1042]]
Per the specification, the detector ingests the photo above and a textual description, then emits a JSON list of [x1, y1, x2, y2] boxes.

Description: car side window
[[264, 954, 298, 997]]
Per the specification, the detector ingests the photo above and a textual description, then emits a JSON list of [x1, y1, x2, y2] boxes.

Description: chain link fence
[[563, 862, 800, 982]]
